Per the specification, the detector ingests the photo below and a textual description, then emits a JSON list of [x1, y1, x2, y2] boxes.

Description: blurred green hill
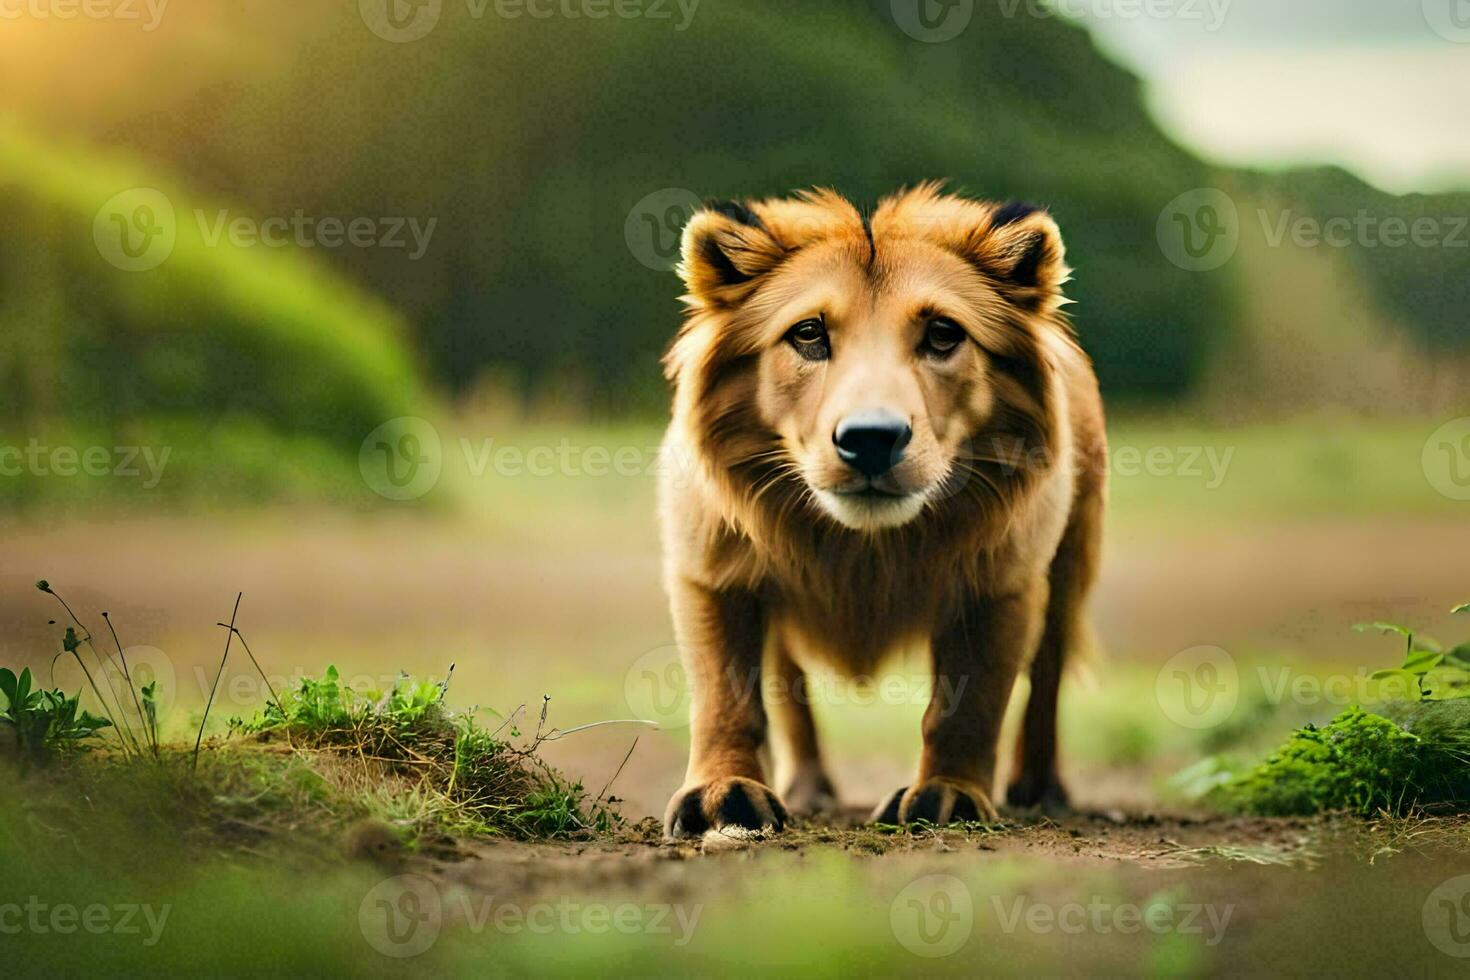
[[0, 125, 430, 506], [82, 0, 1232, 407]]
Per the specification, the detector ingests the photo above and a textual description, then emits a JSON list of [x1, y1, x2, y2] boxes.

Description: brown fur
[[659, 185, 1106, 837]]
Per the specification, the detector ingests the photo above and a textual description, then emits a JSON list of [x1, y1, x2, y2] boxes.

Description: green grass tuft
[[230, 667, 621, 843], [1211, 705, 1470, 817]]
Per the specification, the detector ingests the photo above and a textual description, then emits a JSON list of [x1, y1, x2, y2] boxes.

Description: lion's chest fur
[[670, 458, 1075, 678], [764, 545, 962, 675]]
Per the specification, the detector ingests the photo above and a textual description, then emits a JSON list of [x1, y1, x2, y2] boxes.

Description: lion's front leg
[[873, 585, 1046, 825], [663, 581, 788, 839]]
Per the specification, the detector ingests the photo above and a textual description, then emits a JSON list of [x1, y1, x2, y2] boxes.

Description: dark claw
[[906, 782, 981, 824], [870, 786, 907, 825]]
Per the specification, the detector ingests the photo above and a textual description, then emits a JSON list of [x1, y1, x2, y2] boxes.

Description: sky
[[1061, 0, 1470, 193]]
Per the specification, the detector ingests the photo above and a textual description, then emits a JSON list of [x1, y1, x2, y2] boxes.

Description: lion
[[658, 184, 1106, 837]]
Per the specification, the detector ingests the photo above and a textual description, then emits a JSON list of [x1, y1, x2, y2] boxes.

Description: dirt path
[[5, 513, 1466, 662], [376, 810, 1470, 975], [5, 513, 1467, 822]]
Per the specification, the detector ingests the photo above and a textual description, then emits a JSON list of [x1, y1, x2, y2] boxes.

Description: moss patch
[[1213, 705, 1470, 816]]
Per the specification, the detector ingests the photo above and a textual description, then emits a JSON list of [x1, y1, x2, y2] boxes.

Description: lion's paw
[[664, 777, 789, 840], [1006, 771, 1070, 812], [871, 778, 996, 825]]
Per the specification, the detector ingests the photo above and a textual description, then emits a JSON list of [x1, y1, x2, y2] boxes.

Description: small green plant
[[0, 667, 113, 762], [35, 580, 160, 759], [239, 666, 450, 735], [388, 677, 447, 725], [1358, 602, 1470, 702]]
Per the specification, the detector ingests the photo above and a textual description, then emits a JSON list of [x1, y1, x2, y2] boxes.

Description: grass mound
[[2, 674, 623, 865], [1204, 606, 1470, 817], [229, 666, 622, 843], [1209, 706, 1470, 817], [6, 582, 624, 862]]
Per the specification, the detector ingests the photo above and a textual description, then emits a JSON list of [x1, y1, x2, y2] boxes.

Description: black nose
[[833, 411, 912, 478]]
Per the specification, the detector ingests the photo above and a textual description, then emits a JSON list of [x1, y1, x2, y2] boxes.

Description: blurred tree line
[[92, 0, 1233, 410]]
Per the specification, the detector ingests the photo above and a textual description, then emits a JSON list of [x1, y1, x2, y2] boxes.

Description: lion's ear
[[960, 202, 1070, 310], [677, 201, 786, 306]]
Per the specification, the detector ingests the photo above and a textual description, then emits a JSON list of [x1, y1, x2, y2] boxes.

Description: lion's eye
[[921, 318, 966, 357], [785, 318, 830, 361]]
